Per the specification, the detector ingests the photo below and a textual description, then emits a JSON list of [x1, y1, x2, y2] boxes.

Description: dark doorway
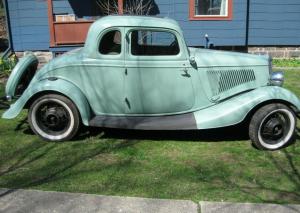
[[0, 0, 8, 53], [67, 0, 160, 18]]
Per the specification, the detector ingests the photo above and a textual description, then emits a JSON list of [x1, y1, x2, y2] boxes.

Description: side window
[[99, 30, 121, 55], [131, 30, 180, 56]]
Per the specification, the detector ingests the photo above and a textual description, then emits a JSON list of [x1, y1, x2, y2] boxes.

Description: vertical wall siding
[[158, 0, 247, 46], [52, 0, 73, 14], [7, 0, 247, 51], [147, 0, 248, 47], [6, 0, 300, 51], [8, 0, 50, 51], [248, 0, 300, 45]]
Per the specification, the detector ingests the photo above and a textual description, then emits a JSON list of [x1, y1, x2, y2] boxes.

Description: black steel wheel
[[28, 94, 80, 141], [249, 103, 296, 150]]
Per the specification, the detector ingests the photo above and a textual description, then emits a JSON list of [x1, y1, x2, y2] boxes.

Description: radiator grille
[[207, 69, 256, 96]]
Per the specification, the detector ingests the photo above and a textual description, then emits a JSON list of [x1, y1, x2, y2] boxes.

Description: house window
[[189, 0, 233, 20]]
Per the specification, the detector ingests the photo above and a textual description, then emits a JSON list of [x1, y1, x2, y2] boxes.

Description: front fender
[[194, 86, 300, 129], [2, 78, 92, 126]]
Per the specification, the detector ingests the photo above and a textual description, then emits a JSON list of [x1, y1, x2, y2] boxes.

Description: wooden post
[[47, 0, 55, 47], [118, 0, 123, 15]]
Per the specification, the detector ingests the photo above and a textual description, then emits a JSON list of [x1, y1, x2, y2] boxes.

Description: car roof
[[91, 15, 181, 32], [84, 15, 183, 58]]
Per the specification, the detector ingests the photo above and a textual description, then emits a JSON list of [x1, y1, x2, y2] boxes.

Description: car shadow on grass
[[221, 148, 300, 203], [0, 136, 139, 197], [0, 119, 299, 204], [14, 117, 300, 149], [75, 122, 250, 143], [16, 114, 250, 142]]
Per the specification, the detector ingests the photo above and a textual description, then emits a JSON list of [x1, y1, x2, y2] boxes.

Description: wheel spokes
[[36, 102, 71, 135], [260, 111, 290, 144]]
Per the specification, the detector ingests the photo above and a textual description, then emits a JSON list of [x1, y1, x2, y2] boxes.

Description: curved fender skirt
[[2, 79, 91, 126], [194, 86, 300, 129]]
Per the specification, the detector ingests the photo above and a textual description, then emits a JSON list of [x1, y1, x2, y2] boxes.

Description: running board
[[89, 113, 197, 130]]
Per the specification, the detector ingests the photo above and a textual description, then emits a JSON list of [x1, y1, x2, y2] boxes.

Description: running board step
[[89, 113, 197, 130]]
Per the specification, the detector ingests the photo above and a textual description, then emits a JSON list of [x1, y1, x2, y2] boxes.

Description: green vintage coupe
[[2, 16, 300, 150]]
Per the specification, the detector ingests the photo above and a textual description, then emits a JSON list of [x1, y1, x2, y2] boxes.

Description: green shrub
[[273, 58, 300, 67], [0, 54, 17, 78]]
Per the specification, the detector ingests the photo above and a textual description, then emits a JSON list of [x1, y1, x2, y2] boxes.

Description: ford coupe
[[2, 16, 300, 150]]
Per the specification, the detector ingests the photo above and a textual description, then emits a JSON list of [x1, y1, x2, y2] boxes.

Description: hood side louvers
[[207, 69, 256, 97]]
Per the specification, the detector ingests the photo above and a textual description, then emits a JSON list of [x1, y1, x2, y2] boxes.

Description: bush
[[273, 58, 300, 68], [0, 54, 17, 78]]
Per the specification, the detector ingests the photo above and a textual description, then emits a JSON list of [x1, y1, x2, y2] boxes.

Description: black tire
[[28, 94, 80, 141], [249, 103, 296, 150]]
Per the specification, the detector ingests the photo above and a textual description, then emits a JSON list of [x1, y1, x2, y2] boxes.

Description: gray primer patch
[[89, 113, 197, 130]]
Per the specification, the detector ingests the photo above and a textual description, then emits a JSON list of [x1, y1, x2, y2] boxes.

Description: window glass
[[131, 30, 179, 56], [99, 30, 121, 55], [195, 0, 228, 16]]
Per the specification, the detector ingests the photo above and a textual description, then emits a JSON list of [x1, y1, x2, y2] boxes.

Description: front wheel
[[28, 94, 80, 141], [249, 103, 296, 150]]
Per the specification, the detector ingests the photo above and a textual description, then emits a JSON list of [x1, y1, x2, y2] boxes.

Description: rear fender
[[2, 78, 92, 126], [6, 53, 38, 98], [194, 86, 300, 129]]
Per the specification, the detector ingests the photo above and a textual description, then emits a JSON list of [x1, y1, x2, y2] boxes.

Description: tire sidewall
[[250, 104, 296, 150], [29, 94, 80, 141]]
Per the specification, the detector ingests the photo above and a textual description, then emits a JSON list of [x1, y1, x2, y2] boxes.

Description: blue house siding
[[51, 0, 248, 47], [172, 0, 247, 47], [50, 0, 247, 46], [5, 0, 300, 52], [248, 0, 300, 45], [7, 0, 50, 51]]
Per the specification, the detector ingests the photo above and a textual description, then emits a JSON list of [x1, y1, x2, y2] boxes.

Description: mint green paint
[[2, 79, 91, 125], [189, 48, 270, 67], [190, 48, 271, 103], [194, 86, 300, 129], [124, 27, 195, 114], [2, 16, 300, 130], [84, 16, 184, 59], [5, 53, 38, 97], [37, 27, 126, 115]]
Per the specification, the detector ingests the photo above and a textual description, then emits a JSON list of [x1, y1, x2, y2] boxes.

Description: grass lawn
[[273, 59, 300, 68], [0, 70, 300, 204]]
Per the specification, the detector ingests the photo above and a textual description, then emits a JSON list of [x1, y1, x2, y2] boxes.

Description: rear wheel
[[249, 103, 296, 150], [28, 94, 80, 141]]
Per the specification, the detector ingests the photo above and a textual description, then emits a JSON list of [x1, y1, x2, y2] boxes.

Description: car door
[[124, 28, 195, 115]]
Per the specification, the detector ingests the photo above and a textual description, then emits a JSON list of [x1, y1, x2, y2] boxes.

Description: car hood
[[188, 47, 272, 103], [189, 47, 270, 67]]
